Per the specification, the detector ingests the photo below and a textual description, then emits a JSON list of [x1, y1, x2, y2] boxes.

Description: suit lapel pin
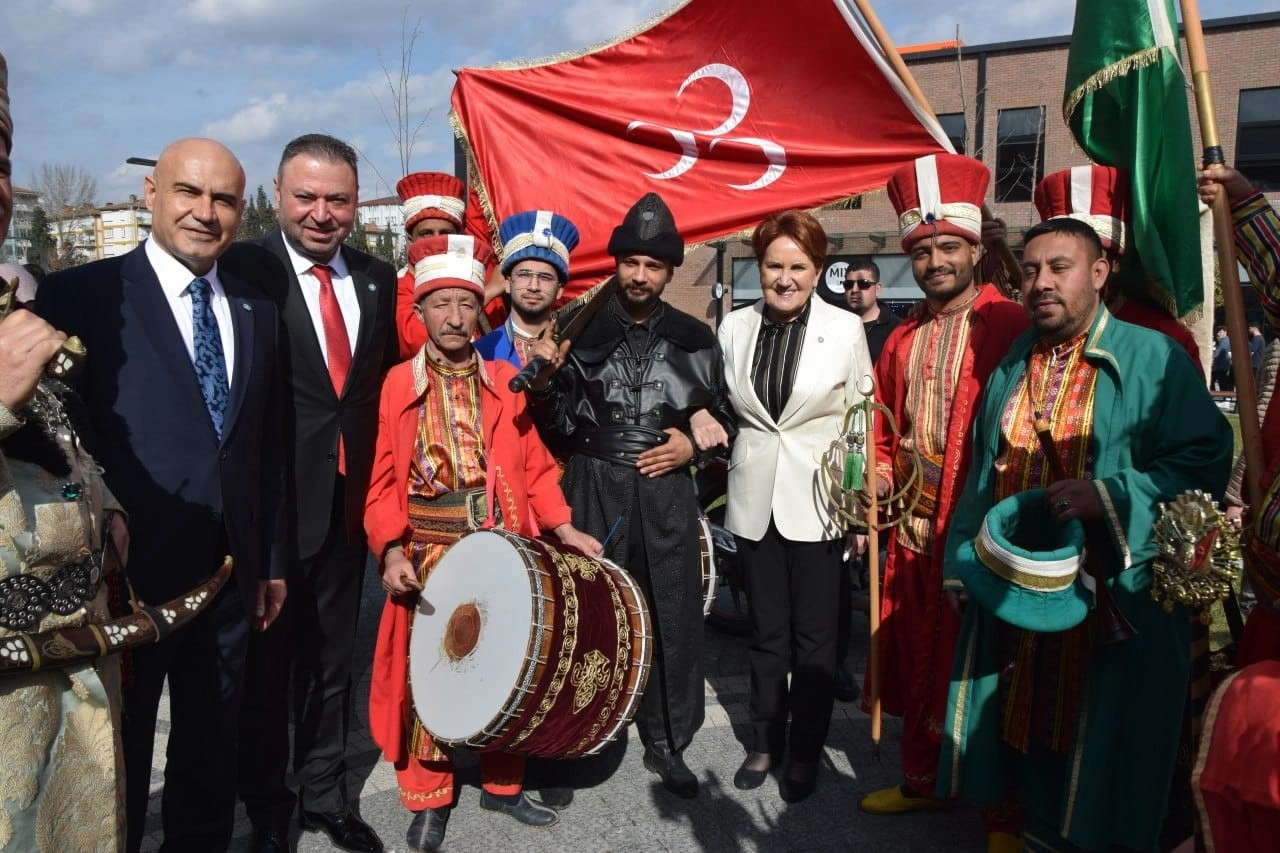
[[241, 302, 252, 311], [367, 283, 376, 291]]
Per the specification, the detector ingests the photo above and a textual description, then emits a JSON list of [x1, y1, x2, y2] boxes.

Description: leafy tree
[[26, 206, 55, 265], [373, 229, 398, 266], [346, 219, 371, 253], [237, 184, 277, 240]]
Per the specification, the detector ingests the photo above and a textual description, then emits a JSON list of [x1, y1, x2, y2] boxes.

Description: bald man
[[38, 138, 288, 853]]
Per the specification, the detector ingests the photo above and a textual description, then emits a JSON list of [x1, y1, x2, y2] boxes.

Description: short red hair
[[752, 209, 828, 269]]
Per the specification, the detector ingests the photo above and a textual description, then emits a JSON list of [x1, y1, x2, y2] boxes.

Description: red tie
[[313, 264, 352, 475]]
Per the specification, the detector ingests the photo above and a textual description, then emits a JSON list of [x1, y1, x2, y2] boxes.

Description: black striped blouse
[[751, 298, 811, 421]]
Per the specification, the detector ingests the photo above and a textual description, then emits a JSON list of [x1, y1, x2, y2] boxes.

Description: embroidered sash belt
[[901, 450, 944, 518], [408, 488, 500, 546]]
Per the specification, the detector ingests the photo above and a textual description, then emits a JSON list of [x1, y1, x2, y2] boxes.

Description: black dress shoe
[[642, 743, 699, 798], [479, 791, 560, 827], [406, 807, 451, 853], [733, 752, 773, 790], [299, 806, 384, 853], [536, 786, 575, 809], [779, 760, 819, 803], [833, 668, 862, 703], [249, 829, 290, 853]]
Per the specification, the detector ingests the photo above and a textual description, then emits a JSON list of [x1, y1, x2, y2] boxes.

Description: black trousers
[[736, 519, 841, 762], [238, 478, 368, 829], [123, 582, 249, 853], [837, 555, 854, 671]]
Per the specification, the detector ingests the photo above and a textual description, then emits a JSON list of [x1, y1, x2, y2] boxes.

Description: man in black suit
[[37, 137, 288, 853], [223, 134, 396, 853]]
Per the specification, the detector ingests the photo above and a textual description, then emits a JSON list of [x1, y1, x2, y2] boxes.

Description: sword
[[508, 277, 618, 393], [0, 275, 86, 380]]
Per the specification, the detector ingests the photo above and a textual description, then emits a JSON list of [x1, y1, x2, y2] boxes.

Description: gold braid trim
[[447, 114, 501, 258], [1063, 45, 1166, 126], [1094, 480, 1132, 571], [1192, 668, 1244, 853], [508, 545, 579, 749], [400, 787, 453, 805], [945, 618, 980, 797], [568, 559, 630, 755], [446, 118, 500, 335], [1061, 677, 1092, 837]]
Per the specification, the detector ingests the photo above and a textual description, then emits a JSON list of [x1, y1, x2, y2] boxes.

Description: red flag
[[451, 0, 951, 301]]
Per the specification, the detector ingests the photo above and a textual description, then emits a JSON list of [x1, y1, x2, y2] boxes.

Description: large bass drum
[[696, 514, 717, 617], [409, 529, 652, 758]]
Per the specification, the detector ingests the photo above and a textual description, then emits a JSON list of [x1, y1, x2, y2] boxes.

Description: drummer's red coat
[[364, 352, 573, 763]]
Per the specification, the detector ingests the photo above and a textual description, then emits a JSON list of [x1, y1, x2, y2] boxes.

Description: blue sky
[[2, 0, 1271, 204]]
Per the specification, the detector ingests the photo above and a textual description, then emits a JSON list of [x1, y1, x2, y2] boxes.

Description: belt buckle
[[465, 490, 488, 530]]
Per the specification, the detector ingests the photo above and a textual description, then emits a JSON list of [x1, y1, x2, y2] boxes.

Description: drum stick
[[599, 515, 624, 552]]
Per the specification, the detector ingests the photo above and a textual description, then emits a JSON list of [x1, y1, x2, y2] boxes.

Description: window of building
[[995, 106, 1046, 202], [732, 257, 762, 307], [1237, 87, 1280, 192], [937, 112, 966, 155]]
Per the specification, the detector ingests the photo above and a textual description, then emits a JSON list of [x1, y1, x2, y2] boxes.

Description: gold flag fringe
[[1062, 43, 1191, 320], [448, 109, 501, 254], [1062, 45, 1165, 125]]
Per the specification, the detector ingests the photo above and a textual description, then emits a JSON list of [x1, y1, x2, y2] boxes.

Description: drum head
[[409, 530, 535, 743]]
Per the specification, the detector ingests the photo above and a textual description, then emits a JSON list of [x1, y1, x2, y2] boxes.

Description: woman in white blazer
[[717, 210, 873, 802]]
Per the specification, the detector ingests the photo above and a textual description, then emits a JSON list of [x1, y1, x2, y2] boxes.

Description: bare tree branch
[[33, 162, 98, 267], [370, 5, 433, 179]]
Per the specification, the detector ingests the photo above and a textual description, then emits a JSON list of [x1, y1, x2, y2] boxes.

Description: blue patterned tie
[[188, 277, 229, 438]]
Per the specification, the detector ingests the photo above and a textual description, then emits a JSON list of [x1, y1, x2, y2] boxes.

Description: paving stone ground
[[142, 565, 984, 852]]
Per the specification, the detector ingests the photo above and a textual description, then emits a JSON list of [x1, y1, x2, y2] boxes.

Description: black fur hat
[[607, 193, 684, 267]]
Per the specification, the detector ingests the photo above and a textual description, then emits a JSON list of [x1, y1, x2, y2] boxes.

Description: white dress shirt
[[280, 234, 361, 364], [146, 238, 236, 382]]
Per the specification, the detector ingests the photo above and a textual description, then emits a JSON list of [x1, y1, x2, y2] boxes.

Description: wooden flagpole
[[863, 396, 883, 760], [849, 0, 1023, 294], [1180, 0, 1264, 511], [1175, 8, 1260, 848]]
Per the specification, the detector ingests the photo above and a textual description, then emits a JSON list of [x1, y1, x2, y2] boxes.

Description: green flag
[[1065, 0, 1202, 317]]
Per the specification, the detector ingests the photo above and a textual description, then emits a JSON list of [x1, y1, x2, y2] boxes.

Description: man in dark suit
[[222, 134, 396, 853], [37, 137, 288, 853]]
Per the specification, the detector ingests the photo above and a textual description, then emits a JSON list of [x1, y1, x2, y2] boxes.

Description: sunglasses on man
[[844, 278, 879, 290]]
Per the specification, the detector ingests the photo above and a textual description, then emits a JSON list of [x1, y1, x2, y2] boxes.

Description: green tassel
[[843, 450, 864, 491]]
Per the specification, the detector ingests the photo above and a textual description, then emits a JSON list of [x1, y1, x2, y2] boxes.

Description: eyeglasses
[[845, 278, 879, 290], [512, 270, 557, 285]]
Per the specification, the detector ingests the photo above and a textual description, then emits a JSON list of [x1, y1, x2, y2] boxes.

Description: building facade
[[46, 197, 152, 265], [357, 196, 406, 258], [98, 198, 152, 259], [1, 187, 42, 264]]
